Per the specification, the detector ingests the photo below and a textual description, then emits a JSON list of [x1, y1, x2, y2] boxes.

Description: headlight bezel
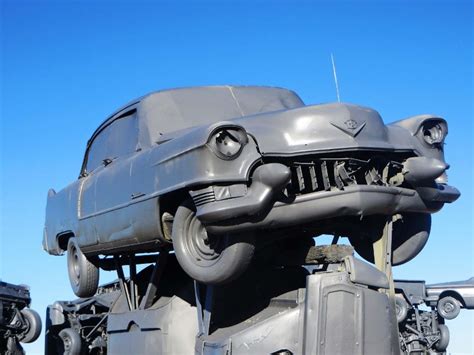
[[208, 126, 249, 160], [416, 119, 448, 149]]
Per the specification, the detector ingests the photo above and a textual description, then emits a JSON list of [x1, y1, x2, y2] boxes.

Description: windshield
[[140, 86, 304, 140]]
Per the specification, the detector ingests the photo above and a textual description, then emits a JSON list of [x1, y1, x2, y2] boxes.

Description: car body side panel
[[88, 154, 135, 246], [45, 129, 261, 255], [148, 141, 261, 195], [426, 278, 474, 308], [84, 152, 165, 251], [77, 140, 260, 253], [93, 158, 133, 220], [80, 198, 162, 255]]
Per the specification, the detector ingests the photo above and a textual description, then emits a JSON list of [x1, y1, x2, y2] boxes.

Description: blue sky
[[1, 0, 472, 353]]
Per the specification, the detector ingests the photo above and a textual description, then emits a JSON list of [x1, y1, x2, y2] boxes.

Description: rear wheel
[[438, 296, 461, 320], [59, 328, 82, 355], [172, 199, 255, 285], [395, 297, 409, 323], [67, 238, 99, 297], [18, 309, 42, 343], [435, 324, 450, 351]]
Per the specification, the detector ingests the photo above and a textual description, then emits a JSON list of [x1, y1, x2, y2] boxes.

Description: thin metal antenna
[[331, 53, 341, 102]]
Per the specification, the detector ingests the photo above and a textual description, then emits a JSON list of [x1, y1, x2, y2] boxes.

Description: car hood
[[233, 103, 411, 155]]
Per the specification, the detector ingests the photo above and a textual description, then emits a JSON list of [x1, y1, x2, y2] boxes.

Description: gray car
[[426, 277, 474, 320], [42, 86, 459, 297]]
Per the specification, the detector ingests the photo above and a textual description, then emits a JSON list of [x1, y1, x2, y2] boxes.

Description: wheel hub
[[64, 337, 72, 350], [186, 213, 221, 262], [443, 302, 455, 313]]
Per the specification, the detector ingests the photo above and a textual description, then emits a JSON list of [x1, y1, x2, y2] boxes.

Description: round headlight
[[421, 121, 446, 147], [209, 127, 248, 160]]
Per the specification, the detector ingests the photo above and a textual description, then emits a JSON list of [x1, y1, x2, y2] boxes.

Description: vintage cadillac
[[42, 86, 459, 297]]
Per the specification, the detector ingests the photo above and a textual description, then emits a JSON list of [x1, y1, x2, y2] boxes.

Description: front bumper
[[193, 163, 460, 235]]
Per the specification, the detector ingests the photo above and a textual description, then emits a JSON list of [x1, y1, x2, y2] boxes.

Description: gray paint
[[0, 281, 42, 351], [43, 251, 473, 354], [106, 255, 395, 355], [43, 85, 459, 257], [395, 278, 474, 310], [426, 277, 474, 309]]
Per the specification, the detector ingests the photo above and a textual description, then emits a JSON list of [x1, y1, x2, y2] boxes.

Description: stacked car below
[[0, 281, 42, 354]]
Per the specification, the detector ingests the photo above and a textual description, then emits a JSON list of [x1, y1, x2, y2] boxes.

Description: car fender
[[43, 181, 82, 255]]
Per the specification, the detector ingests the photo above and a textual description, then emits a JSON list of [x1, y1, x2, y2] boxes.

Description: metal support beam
[[129, 254, 137, 310], [114, 255, 132, 312], [194, 282, 214, 337], [373, 215, 402, 355], [139, 251, 168, 310], [194, 281, 204, 336], [203, 285, 214, 336], [100, 254, 160, 271]]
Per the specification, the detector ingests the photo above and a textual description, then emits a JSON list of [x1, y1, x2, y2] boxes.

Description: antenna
[[331, 53, 341, 102]]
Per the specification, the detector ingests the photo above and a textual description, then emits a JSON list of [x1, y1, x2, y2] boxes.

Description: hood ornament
[[331, 119, 366, 137]]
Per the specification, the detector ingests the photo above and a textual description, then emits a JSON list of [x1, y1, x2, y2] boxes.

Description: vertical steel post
[[373, 215, 402, 355]]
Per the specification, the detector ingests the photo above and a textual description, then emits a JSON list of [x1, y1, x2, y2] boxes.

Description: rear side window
[[85, 111, 139, 172]]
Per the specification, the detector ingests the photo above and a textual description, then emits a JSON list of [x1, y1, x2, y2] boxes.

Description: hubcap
[[63, 336, 71, 350], [184, 212, 223, 264], [444, 301, 455, 313]]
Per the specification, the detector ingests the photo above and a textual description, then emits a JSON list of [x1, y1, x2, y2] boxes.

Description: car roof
[[92, 85, 304, 140], [119, 85, 302, 116]]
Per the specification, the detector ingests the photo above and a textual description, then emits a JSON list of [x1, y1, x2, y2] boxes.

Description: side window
[[85, 112, 139, 173]]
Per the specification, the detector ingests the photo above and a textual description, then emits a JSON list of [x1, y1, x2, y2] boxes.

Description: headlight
[[208, 127, 248, 160], [419, 120, 447, 148]]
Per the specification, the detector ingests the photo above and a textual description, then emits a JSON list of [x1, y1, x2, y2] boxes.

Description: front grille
[[264, 152, 414, 196]]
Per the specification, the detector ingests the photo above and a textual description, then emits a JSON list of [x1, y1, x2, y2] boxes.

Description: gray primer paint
[[43, 86, 459, 257]]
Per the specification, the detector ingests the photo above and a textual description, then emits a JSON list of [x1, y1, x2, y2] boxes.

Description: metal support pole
[[194, 282, 214, 337], [114, 255, 132, 311], [203, 285, 214, 336], [194, 281, 204, 336], [139, 251, 168, 310], [129, 254, 137, 310], [373, 215, 401, 355], [373, 217, 395, 293]]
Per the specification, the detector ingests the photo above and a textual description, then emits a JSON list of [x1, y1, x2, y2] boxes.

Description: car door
[[77, 128, 109, 247], [79, 110, 140, 248]]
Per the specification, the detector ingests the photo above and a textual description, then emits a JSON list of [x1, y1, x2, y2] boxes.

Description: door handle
[[131, 192, 145, 199], [102, 158, 113, 166]]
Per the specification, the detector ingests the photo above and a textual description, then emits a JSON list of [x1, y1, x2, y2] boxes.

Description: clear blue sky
[[1, 0, 472, 353]]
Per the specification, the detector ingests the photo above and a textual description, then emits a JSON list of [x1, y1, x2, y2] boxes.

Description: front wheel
[[348, 213, 431, 266], [19, 309, 42, 343], [67, 238, 99, 297], [172, 200, 255, 285]]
